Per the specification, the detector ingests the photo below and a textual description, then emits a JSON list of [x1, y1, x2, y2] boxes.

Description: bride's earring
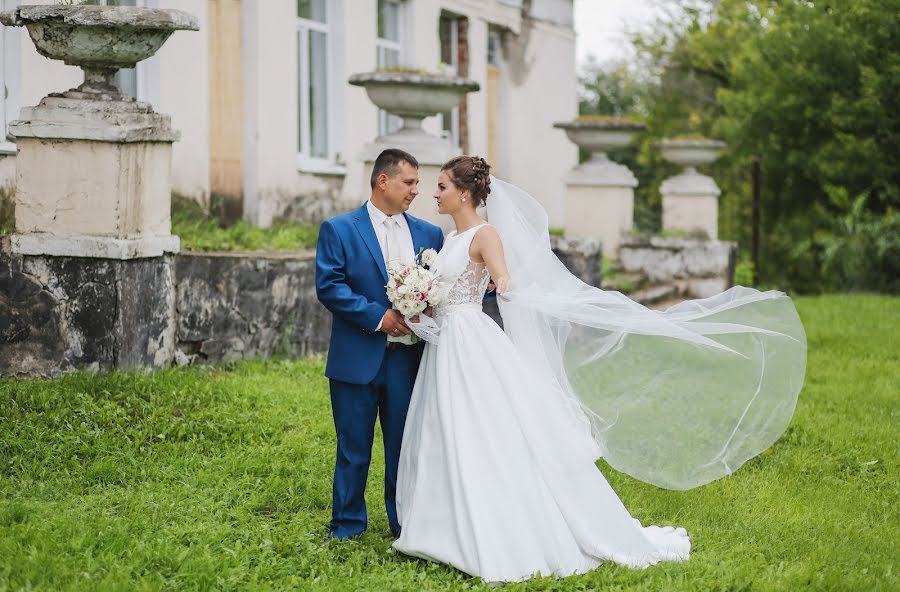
[[461, 193, 467, 203]]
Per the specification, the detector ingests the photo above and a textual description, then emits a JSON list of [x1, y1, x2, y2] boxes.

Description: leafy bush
[[172, 196, 318, 252], [789, 191, 899, 294], [0, 186, 14, 236], [734, 257, 754, 287]]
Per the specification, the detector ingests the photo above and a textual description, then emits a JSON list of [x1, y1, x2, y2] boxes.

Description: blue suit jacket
[[316, 203, 444, 384]]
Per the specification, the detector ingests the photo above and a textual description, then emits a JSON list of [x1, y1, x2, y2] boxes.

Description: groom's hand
[[380, 309, 412, 337]]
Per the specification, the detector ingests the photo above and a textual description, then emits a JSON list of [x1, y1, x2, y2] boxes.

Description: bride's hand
[[494, 276, 510, 296], [409, 307, 433, 323]]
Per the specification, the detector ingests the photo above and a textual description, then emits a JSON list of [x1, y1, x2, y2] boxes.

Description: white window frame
[[1, 0, 20, 154], [376, 0, 407, 136], [296, 1, 345, 176], [440, 15, 460, 146]]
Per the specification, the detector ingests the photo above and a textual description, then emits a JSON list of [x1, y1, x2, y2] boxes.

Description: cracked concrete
[[2, 241, 609, 375], [1, 243, 176, 376], [174, 252, 330, 364]]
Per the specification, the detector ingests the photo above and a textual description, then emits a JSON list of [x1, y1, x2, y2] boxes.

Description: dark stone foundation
[[1, 238, 602, 377], [1, 243, 175, 376]]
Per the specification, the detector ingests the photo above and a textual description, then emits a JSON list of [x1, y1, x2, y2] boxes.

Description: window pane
[[377, 46, 402, 135], [438, 16, 458, 73], [442, 111, 454, 140], [297, 29, 304, 153], [378, 0, 400, 42], [0, 28, 6, 137], [377, 46, 400, 69], [116, 68, 138, 98], [298, 0, 326, 23], [488, 29, 503, 66], [308, 30, 328, 158]]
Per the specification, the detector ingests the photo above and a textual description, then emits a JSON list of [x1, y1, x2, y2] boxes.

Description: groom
[[315, 149, 444, 539]]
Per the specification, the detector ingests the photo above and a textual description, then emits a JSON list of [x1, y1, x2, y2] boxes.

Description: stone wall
[[174, 251, 330, 364], [1, 239, 602, 377], [550, 235, 603, 287], [0, 246, 331, 377], [0, 243, 176, 376], [482, 236, 604, 328], [612, 236, 737, 306]]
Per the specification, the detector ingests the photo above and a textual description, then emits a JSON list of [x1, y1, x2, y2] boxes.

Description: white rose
[[420, 248, 438, 267], [397, 300, 416, 316], [428, 283, 443, 305]]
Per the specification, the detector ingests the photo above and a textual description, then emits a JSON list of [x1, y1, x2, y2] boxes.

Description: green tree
[[580, 0, 900, 292]]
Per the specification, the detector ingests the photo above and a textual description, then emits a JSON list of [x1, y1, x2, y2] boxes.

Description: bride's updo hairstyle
[[441, 156, 492, 207]]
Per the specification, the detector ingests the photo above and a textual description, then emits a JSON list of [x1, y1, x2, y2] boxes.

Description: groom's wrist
[[373, 307, 391, 334]]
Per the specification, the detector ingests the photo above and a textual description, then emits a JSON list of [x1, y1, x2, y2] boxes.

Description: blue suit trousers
[[328, 344, 422, 539]]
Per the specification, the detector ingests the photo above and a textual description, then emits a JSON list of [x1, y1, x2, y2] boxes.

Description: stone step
[[647, 297, 688, 311], [628, 283, 678, 306], [601, 271, 648, 292]]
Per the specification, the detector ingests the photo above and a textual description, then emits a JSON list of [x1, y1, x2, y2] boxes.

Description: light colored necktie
[[383, 215, 414, 344], [383, 216, 403, 267]]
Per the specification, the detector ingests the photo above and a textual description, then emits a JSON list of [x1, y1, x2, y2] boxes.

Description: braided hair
[[441, 155, 492, 207]]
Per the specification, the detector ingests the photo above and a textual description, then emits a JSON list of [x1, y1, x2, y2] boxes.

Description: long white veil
[[486, 177, 807, 490]]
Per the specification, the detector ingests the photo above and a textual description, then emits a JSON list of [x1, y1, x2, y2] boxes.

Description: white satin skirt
[[393, 305, 690, 583]]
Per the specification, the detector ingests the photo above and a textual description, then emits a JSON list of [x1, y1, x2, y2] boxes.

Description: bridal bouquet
[[385, 248, 442, 344]]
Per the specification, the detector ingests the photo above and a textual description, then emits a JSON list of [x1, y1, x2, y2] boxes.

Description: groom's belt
[[386, 341, 413, 351]]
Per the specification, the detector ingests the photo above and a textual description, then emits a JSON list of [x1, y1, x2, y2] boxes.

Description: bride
[[392, 156, 807, 582]]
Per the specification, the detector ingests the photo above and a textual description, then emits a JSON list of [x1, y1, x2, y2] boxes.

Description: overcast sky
[[573, 0, 661, 66]]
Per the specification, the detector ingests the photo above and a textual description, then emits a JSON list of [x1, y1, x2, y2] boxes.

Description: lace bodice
[[444, 261, 491, 306], [432, 224, 492, 312]]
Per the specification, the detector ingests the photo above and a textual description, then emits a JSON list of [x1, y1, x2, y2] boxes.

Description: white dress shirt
[[367, 200, 416, 337], [366, 200, 415, 268]]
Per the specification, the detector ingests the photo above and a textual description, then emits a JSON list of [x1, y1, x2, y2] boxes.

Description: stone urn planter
[[1, 5, 198, 98], [349, 70, 480, 166], [653, 138, 727, 240], [349, 71, 480, 228], [653, 137, 727, 196], [655, 137, 727, 173], [552, 116, 645, 256], [349, 71, 480, 142], [554, 116, 646, 186], [1, 4, 198, 259]]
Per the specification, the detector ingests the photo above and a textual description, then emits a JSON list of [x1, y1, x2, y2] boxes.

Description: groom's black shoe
[[390, 528, 401, 540]]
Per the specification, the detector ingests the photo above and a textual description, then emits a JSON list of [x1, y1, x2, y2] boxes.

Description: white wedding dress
[[393, 224, 691, 582]]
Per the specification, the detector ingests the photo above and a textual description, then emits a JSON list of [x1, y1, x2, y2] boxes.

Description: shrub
[[0, 185, 14, 236]]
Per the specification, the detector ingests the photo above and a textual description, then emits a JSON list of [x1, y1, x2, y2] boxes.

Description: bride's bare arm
[[471, 226, 510, 294]]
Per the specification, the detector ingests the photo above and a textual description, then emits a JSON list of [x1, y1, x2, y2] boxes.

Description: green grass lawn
[[1, 295, 897, 591]]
